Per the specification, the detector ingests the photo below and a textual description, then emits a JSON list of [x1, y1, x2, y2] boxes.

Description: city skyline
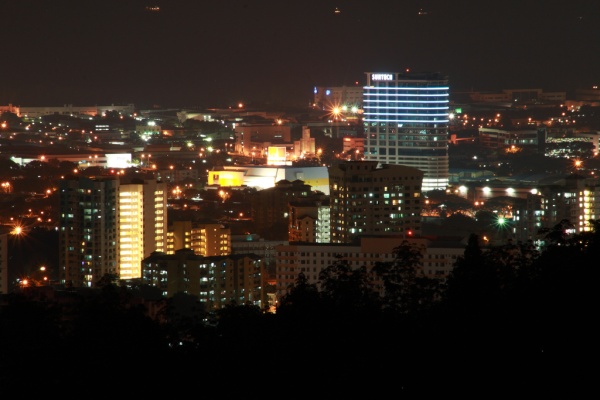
[[1, 0, 599, 108]]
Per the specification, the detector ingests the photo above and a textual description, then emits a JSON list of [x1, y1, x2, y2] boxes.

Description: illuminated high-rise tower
[[59, 176, 120, 287], [118, 178, 167, 280], [363, 72, 450, 193], [59, 175, 167, 287]]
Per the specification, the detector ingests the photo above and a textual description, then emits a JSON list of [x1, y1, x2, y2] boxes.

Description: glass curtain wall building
[[363, 72, 450, 193]]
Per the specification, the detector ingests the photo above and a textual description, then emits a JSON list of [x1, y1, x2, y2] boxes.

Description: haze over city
[[2, 0, 599, 108]]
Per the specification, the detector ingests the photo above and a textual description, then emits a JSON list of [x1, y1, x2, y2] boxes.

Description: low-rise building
[[142, 249, 266, 310], [166, 220, 231, 256], [275, 235, 465, 299]]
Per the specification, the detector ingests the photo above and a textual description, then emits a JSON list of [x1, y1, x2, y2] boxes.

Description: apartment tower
[[363, 71, 450, 193], [59, 175, 167, 287], [118, 178, 168, 280], [329, 160, 424, 243], [59, 176, 119, 287]]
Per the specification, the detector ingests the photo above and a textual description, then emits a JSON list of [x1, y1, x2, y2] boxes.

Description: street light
[[39, 266, 49, 285], [218, 190, 229, 203], [328, 105, 343, 137], [332, 107, 341, 121], [172, 186, 182, 199], [11, 224, 23, 236]]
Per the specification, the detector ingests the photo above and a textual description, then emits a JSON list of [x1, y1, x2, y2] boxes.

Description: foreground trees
[[1, 222, 598, 394]]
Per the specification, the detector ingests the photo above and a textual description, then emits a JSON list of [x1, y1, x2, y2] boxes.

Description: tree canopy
[[1, 221, 598, 395]]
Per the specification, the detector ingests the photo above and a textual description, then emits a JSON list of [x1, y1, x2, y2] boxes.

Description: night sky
[[1, 0, 599, 108]]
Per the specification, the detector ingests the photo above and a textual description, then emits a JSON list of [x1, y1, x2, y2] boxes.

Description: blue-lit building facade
[[363, 72, 450, 193]]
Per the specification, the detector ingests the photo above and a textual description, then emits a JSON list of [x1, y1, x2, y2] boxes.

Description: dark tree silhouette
[[2, 224, 599, 395], [372, 240, 441, 314], [276, 272, 321, 322], [544, 218, 575, 246], [318, 258, 380, 315]]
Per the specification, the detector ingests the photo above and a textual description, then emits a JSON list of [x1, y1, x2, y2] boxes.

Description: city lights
[[11, 225, 23, 236]]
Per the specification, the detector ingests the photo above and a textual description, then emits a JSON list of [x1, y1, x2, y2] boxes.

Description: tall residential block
[[118, 178, 167, 280], [329, 160, 424, 243], [59, 175, 167, 287], [363, 71, 450, 193], [59, 176, 119, 287]]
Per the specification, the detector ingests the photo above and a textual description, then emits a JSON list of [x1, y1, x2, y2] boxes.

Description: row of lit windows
[[364, 96, 448, 102], [364, 89, 449, 95], [367, 130, 441, 138], [364, 107, 449, 113], [363, 117, 449, 124]]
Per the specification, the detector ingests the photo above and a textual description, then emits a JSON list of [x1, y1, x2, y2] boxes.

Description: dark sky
[[1, 0, 599, 108]]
